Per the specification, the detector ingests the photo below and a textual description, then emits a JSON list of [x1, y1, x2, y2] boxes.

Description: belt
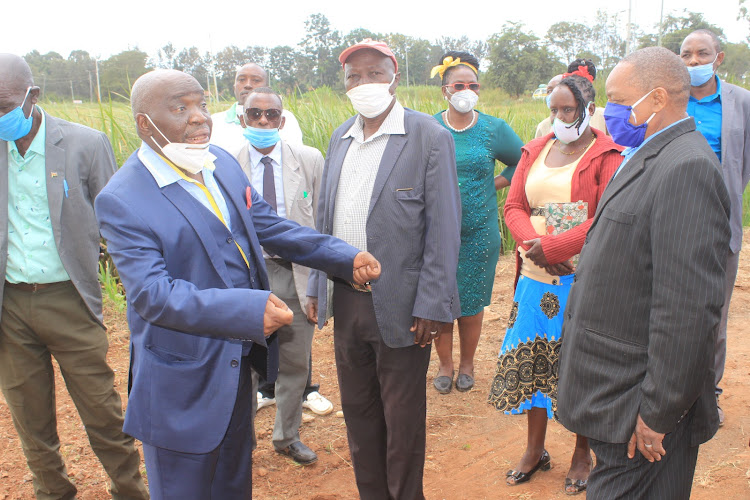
[[264, 256, 292, 268], [332, 277, 372, 293], [4, 280, 70, 292]]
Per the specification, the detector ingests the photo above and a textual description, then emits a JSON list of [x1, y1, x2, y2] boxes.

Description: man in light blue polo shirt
[[680, 29, 750, 427], [0, 53, 148, 499]]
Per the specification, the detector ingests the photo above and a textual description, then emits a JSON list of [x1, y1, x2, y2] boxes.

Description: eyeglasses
[[245, 108, 282, 121], [443, 82, 480, 92]]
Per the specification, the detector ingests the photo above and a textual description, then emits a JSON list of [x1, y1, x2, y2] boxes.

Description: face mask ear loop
[[144, 114, 172, 146], [629, 89, 656, 124], [21, 87, 33, 119]]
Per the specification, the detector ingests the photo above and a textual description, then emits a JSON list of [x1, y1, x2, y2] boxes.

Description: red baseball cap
[[338, 39, 398, 72]]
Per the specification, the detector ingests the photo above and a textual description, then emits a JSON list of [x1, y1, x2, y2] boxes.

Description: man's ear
[[28, 86, 41, 105], [390, 72, 401, 94], [278, 115, 286, 131], [650, 88, 668, 114], [135, 113, 153, 137]]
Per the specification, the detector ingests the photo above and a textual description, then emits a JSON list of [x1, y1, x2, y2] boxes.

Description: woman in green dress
[[431, 51, 524, 393]]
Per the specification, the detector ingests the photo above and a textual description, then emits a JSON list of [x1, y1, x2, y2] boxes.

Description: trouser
[[587, 407, 698, 500], [0, 281, 148, 500], [263, 259, 314, 449], [715, 249, 739, 396], [332, 281, 431, 500], [142, 354, 255, 500], [258, 355, 318, 399]]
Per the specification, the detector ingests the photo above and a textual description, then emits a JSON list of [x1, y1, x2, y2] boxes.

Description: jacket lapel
[[160, 182, 234, 288], [280, 142, 302, 217], [213, 164, 269, 289], [44, 114, 65, 252], [368, 132, 407, 217], [719, 82, 733, 169]]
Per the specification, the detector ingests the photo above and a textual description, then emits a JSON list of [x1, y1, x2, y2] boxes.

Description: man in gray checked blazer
[[307, 39, 461, 500], [557, 47, 730, 499], [0, 53, 148, 499]]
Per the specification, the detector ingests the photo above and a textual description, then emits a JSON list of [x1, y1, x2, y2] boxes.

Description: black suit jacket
[[557, 118, 730, 447]]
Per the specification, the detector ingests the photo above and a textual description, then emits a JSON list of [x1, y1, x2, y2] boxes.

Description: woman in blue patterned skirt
[[431, 51, 524, 394]]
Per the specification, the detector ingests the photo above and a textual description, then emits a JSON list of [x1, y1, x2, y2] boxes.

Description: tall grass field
[[44, 85, 750, 265]]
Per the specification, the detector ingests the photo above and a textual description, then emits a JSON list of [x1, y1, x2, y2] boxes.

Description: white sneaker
[[302, 391, 333, 415], [257, 391, 276, 410]]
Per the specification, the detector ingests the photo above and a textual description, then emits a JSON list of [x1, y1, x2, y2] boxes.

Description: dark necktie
[[261, 156, 277, 213]]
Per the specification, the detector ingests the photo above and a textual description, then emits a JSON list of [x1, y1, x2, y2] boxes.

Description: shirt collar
[[225, 102, 241, 125], [137, 141, 217, 188], [689, 75, 722, 104], [621, 117, 690, 161], [8, 106, 46, 158], [343, 100, 405, 143], [248, 141, 282, 168]]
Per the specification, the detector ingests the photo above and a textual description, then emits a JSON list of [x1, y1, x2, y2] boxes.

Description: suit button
[[230, 359, 239, 368], [227, 236, 234, 244], [567, 313, 572, 320], [552, 279, 558, 285], [574, 276, 578, 283]]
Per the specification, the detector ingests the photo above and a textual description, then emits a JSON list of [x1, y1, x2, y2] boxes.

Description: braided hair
[[439, 51, 480, 85], [567, 58, 597, 81], [556, 74, 595, 135]]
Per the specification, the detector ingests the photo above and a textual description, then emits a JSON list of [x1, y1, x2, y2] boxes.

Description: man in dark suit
[[95, 69, 381, 500], [306, 39, 462, 500], [680, 29, 750, 426], [557, 46, 731, 499], [0, 53, 148, 499]]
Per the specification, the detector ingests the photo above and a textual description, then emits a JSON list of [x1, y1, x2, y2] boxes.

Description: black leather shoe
[[277, 441, 318, 465], [506, 450, 551, 485]]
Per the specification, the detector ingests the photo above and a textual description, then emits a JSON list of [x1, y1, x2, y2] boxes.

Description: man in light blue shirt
[[681, 29, 750, 426], [0, 53, 148, 499]]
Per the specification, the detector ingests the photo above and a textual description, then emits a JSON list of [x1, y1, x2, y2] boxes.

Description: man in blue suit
[[95, 69, 381, 500]]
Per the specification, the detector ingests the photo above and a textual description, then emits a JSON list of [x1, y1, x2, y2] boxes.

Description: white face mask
[[346, 74, 396, 118], [145, 114, 211, 174], [449, 89, 479, 113], [553, 102, 592, 145]]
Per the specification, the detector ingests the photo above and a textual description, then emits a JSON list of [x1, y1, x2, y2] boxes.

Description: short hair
[[556, 75, 596, 135], [689, 29, 722, 53], [438, 51, 480, 85], [246, 86, 283, 109], [0, 53, 34, 91], [621, 46, 690, 106], [567, 58, 597, 81]]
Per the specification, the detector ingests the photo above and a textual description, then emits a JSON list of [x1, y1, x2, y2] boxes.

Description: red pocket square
[[246, 186, 252, 209]]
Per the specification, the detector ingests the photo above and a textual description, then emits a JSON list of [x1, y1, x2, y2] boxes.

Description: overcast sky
[[6, 0, 748, 60]]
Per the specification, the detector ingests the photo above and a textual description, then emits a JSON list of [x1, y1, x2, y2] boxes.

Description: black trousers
[[587, 408, 699, 500], [333, 281, 431, 500]]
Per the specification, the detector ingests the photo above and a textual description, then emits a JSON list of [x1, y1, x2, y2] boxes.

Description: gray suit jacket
[[557, 118, 730, 447], [0, 112, 116, 325], [236, 140, 323, 307], [718, 81, 750, 253], [308, 107, 462, 348]]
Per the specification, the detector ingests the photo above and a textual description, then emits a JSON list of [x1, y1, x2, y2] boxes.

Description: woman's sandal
[[564, 477, 587, 495], [506, 450, 551, 486]]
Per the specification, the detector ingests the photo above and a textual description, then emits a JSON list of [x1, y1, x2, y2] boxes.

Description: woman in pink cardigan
[[488, 68, 623, 495]]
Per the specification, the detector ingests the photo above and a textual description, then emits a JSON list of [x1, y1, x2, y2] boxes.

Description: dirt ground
[[1, 230, 749, 500]]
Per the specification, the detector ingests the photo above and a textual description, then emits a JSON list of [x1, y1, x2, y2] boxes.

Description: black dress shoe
[[506, 450, 551, 485], [277, 441, 318, 465]]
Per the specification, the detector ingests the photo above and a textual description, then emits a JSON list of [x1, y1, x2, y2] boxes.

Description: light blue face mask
[[687, 55, 718, 87], [546, 94, 552, 109], [243, 126, 280, 149], [0, 87, 34, 142]]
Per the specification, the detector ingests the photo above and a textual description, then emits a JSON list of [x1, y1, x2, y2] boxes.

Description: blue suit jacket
[[95, 145, 358, 454]]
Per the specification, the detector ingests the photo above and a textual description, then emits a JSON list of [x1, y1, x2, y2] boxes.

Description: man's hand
[[304, 296, 327, 326], [353, 251, 381, 284], [264, 293, 293, 337], [543, 261, 575, 276], [410, 317, 443, 347], [627, 414, 666, 462], [522, 238, 549, 268]]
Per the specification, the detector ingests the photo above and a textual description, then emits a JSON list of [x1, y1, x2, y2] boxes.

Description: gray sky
[[7, 0, 748, 60]]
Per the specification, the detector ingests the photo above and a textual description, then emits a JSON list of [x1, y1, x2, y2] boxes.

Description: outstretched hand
[[353, 252, 381, 285]]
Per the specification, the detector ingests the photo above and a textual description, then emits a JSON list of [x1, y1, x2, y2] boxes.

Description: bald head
[[620, 46, 690, 107], [0, 53, 34, 91], [131, 70, 201, 119]]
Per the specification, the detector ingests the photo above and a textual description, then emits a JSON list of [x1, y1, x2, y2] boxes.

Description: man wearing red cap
[[307, 39, 462, 499]]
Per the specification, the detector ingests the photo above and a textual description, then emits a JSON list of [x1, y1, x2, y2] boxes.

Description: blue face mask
[[243, 126, 280, 149], [603, 89, 657, 148], [0, 87, 34, 142], [545, 94, 552, 109], [687, 55, 718, 87]]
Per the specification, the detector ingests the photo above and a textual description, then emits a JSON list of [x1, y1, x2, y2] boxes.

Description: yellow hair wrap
[[430, 56, 478, 79]]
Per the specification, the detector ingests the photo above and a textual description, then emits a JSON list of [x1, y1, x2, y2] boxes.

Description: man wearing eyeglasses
[[234, 87, 324, 465], [211, 63, 303, 157]]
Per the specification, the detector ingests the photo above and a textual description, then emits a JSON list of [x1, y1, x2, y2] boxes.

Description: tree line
[[23, 10, 750, 102]]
